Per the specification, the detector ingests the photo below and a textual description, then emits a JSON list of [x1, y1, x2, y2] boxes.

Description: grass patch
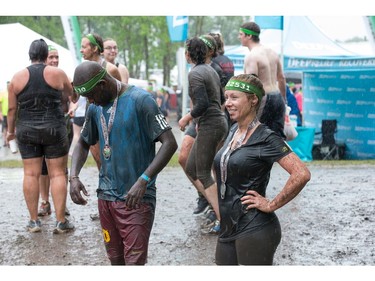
[[0, 155, 105, 169], [0, 159, 24, 168], [307, 159, 375, 166], [1, 154, 373, 169], [0, 153, 182, 169], [166, 153, 180, 167]]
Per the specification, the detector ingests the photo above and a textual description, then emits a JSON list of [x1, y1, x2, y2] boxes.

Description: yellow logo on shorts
[[102, 228, 110, 243]]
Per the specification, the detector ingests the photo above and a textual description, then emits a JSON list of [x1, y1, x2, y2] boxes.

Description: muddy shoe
[[193, 196, 209, 214], [90, 213, 99, 221], [200, 210, 217, 228], [201, 219, 220, 235], [53, 219, 75, 234], [38, 200, 51, 216], [27, 219, 42, 233]]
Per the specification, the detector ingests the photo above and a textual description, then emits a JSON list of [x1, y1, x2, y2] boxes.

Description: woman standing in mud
[[178, 36, 228, 234], [213, 74, 311, 265], [7, 39, 74, 234]]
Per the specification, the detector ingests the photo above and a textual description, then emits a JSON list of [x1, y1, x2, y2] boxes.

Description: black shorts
[[73, 116, 85, 127], [258, 92, 286, 139], [41, 156, 69, 175], [1, 116, 7, 130], [41, 157, 48, 175], [16, 124, 69, 159], [185, 120, 197, 138]]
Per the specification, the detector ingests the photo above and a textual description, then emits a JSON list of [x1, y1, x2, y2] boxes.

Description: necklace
[[100, 80, 122, 160], [220, 117, 259, 199], [232, 117, 259, 150]]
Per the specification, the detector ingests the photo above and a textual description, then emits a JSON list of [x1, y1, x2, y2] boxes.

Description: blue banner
[[303, 70, 375, 159], [166, 16, 188, 42], [254, 16, 284, 30], [285, 56, 375, 71]]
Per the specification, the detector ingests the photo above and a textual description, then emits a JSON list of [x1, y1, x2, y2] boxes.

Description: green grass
[[166, 153, 180, 167], [306, 159, 375, 166], [0, 153, 373, 169], [0, 153, 182, 169]]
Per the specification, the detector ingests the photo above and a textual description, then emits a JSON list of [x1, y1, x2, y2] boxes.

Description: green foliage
[[188, 16, 250, 45], [0, 15, 248, 85], [0, 16, 67, 47], [78, 16, 180, 84]]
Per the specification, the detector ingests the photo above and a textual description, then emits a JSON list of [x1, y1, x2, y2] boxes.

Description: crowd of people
[[3, 20, 311, 266]]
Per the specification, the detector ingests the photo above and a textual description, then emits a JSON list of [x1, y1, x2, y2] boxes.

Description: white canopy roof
[[0, 23, 77, 90]]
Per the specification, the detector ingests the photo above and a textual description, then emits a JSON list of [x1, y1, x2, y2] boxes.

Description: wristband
[[140, 173, 151, 183]]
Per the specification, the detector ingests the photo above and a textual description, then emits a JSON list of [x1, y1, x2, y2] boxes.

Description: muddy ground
[[0, 162, 374, 267], [0, 116, 374, 280]]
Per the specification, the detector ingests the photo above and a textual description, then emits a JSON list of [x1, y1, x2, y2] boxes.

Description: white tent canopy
[[0, 23, 77, 90], [225, 16, 374, 73]]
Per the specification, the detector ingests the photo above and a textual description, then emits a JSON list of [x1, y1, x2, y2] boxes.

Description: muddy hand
[[125, 180, 147, 209], [241, 190, 272, 213], [69, 178, 89, 205]]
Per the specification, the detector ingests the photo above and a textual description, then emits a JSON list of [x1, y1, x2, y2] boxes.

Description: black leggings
[[185, 116, 228, 188], [258, 92, 286, 139], [215, 217, 281, 265]]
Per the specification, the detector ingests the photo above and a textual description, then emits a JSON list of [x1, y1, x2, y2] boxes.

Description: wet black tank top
[[17, 63, 65, 129]]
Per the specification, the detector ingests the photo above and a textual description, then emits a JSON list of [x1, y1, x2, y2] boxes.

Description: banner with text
[[303, 70, 375, 159]]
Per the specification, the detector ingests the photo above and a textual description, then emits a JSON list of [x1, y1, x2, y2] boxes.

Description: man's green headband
[[225, 79, 263, 101], [240, 28, 260, 36], [73, 68, 107, 96], [199, 36, 214, 50], [85, 34, 102, 52], [48, 45, 57, 52]]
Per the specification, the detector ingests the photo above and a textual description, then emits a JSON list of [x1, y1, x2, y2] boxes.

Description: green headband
[[85, 34, 102, 52], [225, 79, 263, 101], [240, 28, 260, 36], [199, 36, 214, 50], [48, 45, 57, 52], [73, 68, 107, 96]]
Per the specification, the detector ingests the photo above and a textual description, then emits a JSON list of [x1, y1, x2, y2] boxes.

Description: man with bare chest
[[239, 21, 286, 139]]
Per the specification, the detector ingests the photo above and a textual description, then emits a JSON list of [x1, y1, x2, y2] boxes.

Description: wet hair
[[85, 33, 104, 54], [228, 73, 265, 111], [200, 34, 218, 58], [185, 36, 208, 65], [29, 39, 48, 62], [240, 22, 261, 43], [208, 33, 225, 55]]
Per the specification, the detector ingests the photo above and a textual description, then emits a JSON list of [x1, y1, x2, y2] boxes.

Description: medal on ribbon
[[100, 80, 122, 161], [103, 145, 112, 160], [220, 183, 226, 199]]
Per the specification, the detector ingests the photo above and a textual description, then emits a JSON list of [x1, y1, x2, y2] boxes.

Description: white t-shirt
[[75, 96, 87, 118]]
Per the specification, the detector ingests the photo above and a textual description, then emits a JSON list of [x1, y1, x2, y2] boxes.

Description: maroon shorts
[[98, 199, 155, 265]]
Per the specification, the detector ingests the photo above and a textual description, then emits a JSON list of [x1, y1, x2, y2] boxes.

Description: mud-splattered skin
[[241, 152, 311, 213]]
